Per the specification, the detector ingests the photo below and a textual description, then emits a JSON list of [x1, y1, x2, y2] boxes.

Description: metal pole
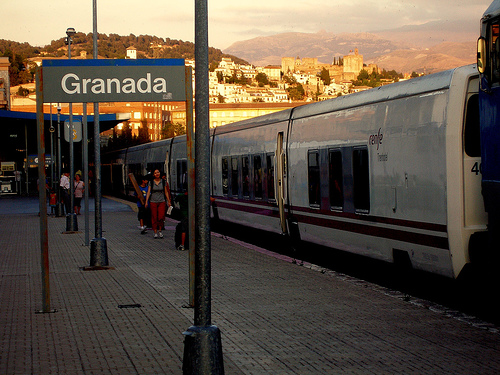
[[35, 67, 54, 314], [88, 0, 109, 268], [185, 67, 195, 307], [83, 103, 90, 246], [56, 104, 64, 216], [182, 0, 224, 372], [25, 123, 28, 195], [66, 33, 78, 231], [49, 105, 54, 190]]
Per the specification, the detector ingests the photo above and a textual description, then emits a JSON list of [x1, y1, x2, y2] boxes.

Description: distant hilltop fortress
[[282, 48, 377, 82]]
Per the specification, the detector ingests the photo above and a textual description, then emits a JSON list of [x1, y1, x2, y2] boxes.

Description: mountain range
[[223, 20, 479, 74]]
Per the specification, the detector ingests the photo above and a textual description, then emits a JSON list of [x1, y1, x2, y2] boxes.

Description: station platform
[[1, 196, 500, 374]]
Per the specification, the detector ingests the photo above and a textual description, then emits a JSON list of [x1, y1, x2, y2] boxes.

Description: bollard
[[65, 213, 78, 231], [89, 237, 108, 267], [55, 202, 64, 217], [182, 325, 224, 375]]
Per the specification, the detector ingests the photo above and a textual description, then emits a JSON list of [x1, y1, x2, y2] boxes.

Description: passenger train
[[103, 1, 500, 279]]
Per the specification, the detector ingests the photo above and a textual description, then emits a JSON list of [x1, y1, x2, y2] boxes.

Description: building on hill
[[258, 66, 281, 81], [126, 46, 137, 59], [0, 57, 10, 110], [281, 47, 371, 84], [342, 48, 363, 81]]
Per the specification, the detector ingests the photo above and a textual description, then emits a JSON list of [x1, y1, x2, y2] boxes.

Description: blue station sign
[[42, 59, 186, 103]]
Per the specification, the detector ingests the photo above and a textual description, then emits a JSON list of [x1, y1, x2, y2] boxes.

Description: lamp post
[[65, 27, 78, 231]]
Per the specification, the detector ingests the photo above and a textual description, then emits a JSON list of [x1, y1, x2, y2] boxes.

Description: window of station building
[[329, 150, 344, 209], [464, 94, 480, 157], [222, 158, 228, 195], [231, 157, 239, 196], [242, 156, 250, 198], [266, 153, 275, 200], [254, 155, 263, 199], [308, 150, 321, 207], [353, 148, 370, 213]]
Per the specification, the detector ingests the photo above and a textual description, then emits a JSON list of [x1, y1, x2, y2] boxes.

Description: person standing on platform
[[145, 169, 172, 239], [73, 173, 84, 215], [136, 176, 149, 234], [174, 190, 188, 251], [59, 171, 70, 215]]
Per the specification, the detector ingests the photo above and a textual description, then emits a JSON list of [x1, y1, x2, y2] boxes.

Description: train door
[[463, 80, 488, 227], [276, 132, 287, 234]]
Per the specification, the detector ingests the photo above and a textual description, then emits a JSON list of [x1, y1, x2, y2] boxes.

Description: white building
[[126, 46, 137, 59]]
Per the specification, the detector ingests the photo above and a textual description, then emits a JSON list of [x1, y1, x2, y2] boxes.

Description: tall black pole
[[35, 67, 51, 313], [182, 0, 224, 373], [55, 104, 64, 216], [88, 0, 109, 268], [66, 30, 78, 231]]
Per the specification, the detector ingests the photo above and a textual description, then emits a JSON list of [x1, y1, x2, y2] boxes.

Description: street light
[[66, 27, 76, 39]]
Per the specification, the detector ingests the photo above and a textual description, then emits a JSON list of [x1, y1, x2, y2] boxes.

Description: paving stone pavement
[[1, 196, 500, 374]]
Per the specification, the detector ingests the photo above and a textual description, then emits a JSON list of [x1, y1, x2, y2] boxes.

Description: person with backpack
[[145, 169, 172, 239], [135, 176, 150, 234], [174, 190, 188, 250]]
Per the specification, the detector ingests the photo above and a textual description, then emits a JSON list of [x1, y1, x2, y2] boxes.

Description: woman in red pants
[[145, 169, 172, 239]]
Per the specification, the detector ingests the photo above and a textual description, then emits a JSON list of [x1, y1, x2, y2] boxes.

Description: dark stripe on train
[[214, 197, 449, 250]]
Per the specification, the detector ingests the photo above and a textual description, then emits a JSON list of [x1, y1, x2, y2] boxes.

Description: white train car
[[209, 64, 486, 278], [105, 64, 486, 279]]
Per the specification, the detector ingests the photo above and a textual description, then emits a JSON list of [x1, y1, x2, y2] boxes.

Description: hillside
[[1, 33, 248, 64], [369, 41, 476, 75], [223, 20, 478, 74], [224, 31, 409, 67], [0, 33, 248, 86]]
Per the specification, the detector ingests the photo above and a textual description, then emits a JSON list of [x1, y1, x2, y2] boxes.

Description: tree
[[255, 72, 269, 86], [138, 120, 150, 144], [320, 67, 331, 85], [216, 71, 224, 83], [161, 121, 175, 139], [286, 83, 305, 101], [17, 86, 29, 97]]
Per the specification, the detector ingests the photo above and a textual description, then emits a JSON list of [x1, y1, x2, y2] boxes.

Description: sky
[[1, 0, 494, 51]]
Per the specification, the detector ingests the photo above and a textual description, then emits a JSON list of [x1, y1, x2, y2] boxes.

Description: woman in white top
[[145, 169, 172, 239]]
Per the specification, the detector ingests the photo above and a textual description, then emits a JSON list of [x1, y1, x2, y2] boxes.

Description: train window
[[266, 153, 275, 200], [308, 150, 321, 207], [231, 157, 239, 196], [329, 150, 343, 209], [254, 155, 263, 199], [147, 163, 163, 175], [353, 148, 370, 212], [491, 23, 500, 84], [222, 157, 228, 195], [242, 157, 250, 198], [464, 94, 480, 157], [176, 160, 187, 192]]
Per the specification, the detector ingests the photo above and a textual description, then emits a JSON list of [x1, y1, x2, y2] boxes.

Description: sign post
[[39, 58, 188, 270]]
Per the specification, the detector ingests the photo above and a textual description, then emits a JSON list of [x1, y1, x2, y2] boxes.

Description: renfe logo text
[[61, 72, 168, 95]]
